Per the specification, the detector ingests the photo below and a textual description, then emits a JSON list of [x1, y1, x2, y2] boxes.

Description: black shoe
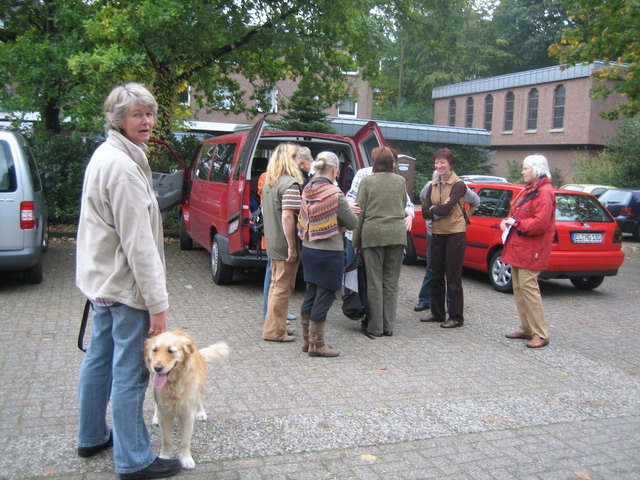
[[119, 457, 182, 479], [414, 303, 430, 312], [78, 431, 113, 458], [368, 332, 383, 337], [383, 331, 393, 336]]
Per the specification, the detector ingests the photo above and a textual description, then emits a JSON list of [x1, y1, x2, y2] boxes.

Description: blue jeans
[[345, 237, 356, 265], [78, 303, 156, 474], [262, 257, 272, 319]]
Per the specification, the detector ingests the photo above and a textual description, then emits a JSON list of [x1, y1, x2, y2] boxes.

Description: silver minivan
[[0, 130, 48, 284]]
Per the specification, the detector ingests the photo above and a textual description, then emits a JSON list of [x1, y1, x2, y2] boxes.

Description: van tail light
[[613, 228, 623, 244], [20, 201, 36, 229], [620, 206, 635, 216]]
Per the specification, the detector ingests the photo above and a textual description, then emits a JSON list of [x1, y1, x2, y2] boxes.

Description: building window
[[484, 95, 493, 131], [177, 86, 191, 105], [504, 91, 514, 131], [465, 97, 474, 128], [213, 88, 234, 110], [553, 84, 566, 129], [527, 88, 538, 130], [257, 88, 278, 113], [338, 98, 357, 117], [448, 100, 456, 127]]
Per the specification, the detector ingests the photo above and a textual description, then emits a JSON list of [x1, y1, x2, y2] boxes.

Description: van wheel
[[633, 223, 640, 242], [179, 215, 193, 250], [402, 233, 417, 265], [23, 260, 43, 284], [570, 276, 604, 290], [42, 220, 49, 253], [211, 235, 233, 285], [489, 250, 512, 293]]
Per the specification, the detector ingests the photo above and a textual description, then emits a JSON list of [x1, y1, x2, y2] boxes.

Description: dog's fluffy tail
[[199, 342, 230, 364]]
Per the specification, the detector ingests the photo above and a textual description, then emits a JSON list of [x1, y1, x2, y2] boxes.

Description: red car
[[406, 182, 626, 292]]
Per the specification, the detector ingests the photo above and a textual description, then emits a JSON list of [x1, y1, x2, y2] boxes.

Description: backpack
[[341, 254, 370, 334]]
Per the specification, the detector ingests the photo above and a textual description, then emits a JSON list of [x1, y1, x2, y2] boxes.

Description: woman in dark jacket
[[298, 151, 358, 357], [500, 154, 556, 348]]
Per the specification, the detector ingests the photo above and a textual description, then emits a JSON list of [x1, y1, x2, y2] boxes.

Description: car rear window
[[0, 140, 17, 192], [599, 190, 632, 205], [555, 193, 613, 222]]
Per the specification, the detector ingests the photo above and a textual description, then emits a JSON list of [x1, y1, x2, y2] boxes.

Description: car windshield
[[599, 190, 632, 204], [555, 193, 613, 222]]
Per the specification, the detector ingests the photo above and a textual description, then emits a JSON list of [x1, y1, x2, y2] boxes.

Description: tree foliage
[[550, 0, 640, 119], [573, 118, 640, 187], [2, 0, 387, 139], [268, 77, 336, 133]]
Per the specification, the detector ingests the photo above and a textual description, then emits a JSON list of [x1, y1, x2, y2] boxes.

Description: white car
[[459, 174, 509, 184]]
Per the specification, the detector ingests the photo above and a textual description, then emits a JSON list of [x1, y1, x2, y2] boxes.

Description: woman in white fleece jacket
[[75, 83, 180, 480]]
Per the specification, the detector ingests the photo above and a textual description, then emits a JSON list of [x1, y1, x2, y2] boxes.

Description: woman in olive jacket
[[421, 148, 468, 328], [500, 154, 556, 348]]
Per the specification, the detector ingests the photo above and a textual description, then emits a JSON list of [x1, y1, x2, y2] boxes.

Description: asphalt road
[[0, 236, 638, 479]]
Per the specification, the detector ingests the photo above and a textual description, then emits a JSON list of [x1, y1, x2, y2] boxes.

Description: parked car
[[459, 174, 509, 183], [407, 183, 625, 292], [151, 115, 385, 285], [0, 130, 49, 284], [559, 183, 615, 198], [598, 188, 640, 241]]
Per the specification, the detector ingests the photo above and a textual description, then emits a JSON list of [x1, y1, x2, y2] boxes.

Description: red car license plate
[[572, 232, 603, 244]]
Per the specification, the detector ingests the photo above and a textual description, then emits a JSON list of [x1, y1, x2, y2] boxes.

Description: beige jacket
[[76, 130, 168, 314]]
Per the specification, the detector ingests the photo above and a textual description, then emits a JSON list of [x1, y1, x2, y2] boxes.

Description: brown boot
[[308, 321, 340, 357], [301, 314, 310, 352]]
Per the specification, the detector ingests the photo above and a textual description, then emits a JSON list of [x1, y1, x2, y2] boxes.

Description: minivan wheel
[[179, 215, 193, 250], [211, 235, 233, 285], [570, 276, 604, 290], [402, 232, 417, 265], [633, 223, 640, 242], [23, 260, 43, 284], [489, 250, 513, 293]]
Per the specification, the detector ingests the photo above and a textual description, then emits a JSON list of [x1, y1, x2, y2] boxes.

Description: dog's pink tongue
[[153, 373, 168, 389]]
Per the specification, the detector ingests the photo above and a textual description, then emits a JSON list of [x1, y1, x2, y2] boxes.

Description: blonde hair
[[312, 151, 339, 174], [104, 83, 157, 133], [265, 143, 304, 187]]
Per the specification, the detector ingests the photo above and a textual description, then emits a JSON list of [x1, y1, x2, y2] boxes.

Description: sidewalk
[[1, 238, 638, 479]]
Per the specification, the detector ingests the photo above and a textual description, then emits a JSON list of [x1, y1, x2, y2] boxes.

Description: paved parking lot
[[1, 236, 639, 480]]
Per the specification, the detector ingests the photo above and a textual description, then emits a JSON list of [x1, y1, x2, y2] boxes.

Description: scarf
[[297, 179, 340, 241]]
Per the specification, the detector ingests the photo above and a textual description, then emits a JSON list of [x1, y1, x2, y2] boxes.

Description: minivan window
[[474, 188, 513, 218], [210, 143, 236, 184], [196, 145, 214, 181], [599, 189, 632, 205], [0, 140, 17, 192], [555, 193, 613, 222], [26, 146, 42, 192]]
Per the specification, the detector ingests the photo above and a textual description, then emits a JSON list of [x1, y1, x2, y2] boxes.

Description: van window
[[25, 147, 42, 192], [209, 143, 236, 184], [0, 140, 17, 192], [196, 145, 214, 181]]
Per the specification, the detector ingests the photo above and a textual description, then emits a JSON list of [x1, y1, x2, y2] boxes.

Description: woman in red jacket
[[500, 154, 556, 348]]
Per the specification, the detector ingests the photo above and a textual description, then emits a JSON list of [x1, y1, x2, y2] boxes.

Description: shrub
[[26, 132, 99, 224]]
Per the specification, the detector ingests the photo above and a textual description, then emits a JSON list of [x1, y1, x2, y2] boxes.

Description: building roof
[[432, 61, 610, 99], [329, 117, 491, 146]]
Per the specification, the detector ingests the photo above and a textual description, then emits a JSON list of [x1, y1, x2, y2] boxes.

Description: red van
[[155, 115, 385, 285]]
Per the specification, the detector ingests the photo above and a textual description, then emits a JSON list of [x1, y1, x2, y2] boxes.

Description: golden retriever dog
[[144, 331, 229, 469]]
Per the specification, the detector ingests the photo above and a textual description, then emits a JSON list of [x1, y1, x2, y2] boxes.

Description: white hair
[[523, 154, 551, 180], [312, 151, 339, 174]]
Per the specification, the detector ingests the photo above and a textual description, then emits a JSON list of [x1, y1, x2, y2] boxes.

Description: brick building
[[432, 62, 626, 182]]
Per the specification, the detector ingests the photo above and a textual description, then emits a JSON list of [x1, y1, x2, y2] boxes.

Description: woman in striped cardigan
[[298, 151, 359, 357]]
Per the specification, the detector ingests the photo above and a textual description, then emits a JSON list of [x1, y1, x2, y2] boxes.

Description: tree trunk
[[43, 101, 62, 134]]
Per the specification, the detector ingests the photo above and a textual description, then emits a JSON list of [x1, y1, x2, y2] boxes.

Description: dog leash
[[78, 299, 92, 353]]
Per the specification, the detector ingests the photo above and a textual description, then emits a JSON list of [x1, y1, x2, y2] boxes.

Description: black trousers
[[430, 232, 466, 322], [301, 283, 336, 322]]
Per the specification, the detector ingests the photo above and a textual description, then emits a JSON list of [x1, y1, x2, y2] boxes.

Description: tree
[[550, 0, 640, 119], [573, 118, 640, 187], [268, 77, 336, 133], [371, 0, 513, 123], [492, 0, 570, 73], [2, 0, 386, 138], [0, 0, 97, 133]]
